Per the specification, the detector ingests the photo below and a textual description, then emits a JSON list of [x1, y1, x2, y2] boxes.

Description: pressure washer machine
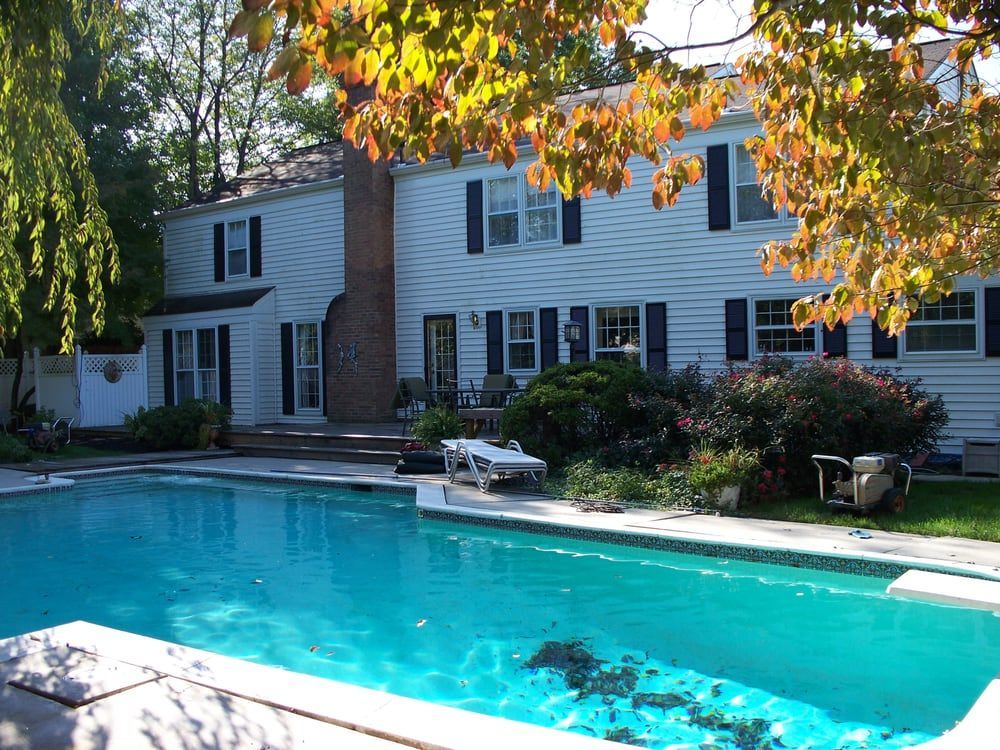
[[810, 452, 912, 514]]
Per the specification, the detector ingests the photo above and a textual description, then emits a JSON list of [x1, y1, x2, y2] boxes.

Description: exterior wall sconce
[[469, 312, 481, 329], [563, 321, 582, 343]]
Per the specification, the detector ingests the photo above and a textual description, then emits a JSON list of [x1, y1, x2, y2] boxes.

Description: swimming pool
[[2, 472, 998, 749]]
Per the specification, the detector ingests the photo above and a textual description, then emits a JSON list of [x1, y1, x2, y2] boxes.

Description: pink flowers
[[676, 416, 694, 429]]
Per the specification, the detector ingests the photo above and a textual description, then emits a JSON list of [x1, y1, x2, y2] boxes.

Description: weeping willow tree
[[0, 1, 120, 353]]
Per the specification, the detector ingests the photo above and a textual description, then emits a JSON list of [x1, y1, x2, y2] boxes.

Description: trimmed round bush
[[500, 361, 655, 468]]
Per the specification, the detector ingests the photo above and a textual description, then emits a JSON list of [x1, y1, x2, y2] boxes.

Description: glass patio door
[[423, 315, 457, 392]]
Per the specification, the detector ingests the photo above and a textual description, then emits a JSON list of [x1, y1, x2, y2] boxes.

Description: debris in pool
[[251, 578, 263, 584], [459, 679, 467, 687], [849, 529, 873, 539], [129, 535, 143, 540], [631, 691, 688, 712], [416, 619, 427, 627], [603, 726, 648, 746], [326, 652, 334, 656], [309, 645, 319, 652]]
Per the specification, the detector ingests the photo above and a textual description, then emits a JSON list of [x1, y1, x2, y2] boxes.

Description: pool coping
[[5, 463, 1000, 749]]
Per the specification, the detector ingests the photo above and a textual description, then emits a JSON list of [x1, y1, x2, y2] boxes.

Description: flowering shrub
[[681, 356, 948, 494], [687, 444, 760, 495]]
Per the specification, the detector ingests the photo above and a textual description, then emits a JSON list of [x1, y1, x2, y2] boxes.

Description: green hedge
[[124, 399, 231, 451]]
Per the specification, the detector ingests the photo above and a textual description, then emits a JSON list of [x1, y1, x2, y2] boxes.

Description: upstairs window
[[506, 310, 537, 371], [227, 219, 248, 277], [754, 298, 816, 355], [904, 291, 978, 354], [733, 145, 779, 225], [486, 176, 559, 248]]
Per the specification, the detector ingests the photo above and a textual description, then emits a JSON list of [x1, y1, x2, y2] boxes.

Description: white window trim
[[503, 308, 540, 374], [293, 320, 323, 412], [730, 142, 787, 229], [484, 174, 562, 250], [226, 218, 249, 279], [175, 327, 219, 401], [592, 302, 645, 367], [901, 287, 982, 359], [750, 297, 819, 358]]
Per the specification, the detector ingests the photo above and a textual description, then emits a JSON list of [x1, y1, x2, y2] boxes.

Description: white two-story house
[[144, 39, 996, 449]]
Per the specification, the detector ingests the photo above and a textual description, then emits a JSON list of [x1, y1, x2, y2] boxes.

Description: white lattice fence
[[0, 356, 34, 419]]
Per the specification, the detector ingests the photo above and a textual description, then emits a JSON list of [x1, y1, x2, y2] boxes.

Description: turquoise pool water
[[1, 474, 998, 749]]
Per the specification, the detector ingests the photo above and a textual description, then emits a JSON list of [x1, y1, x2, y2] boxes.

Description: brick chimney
[[324, 85, 397, 421]]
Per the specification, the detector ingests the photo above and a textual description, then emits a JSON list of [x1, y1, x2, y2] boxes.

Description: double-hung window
[[594, 305, 642, 362], [486, 176, 559, 248], [733, 144, 780, 225], [506, 310, 537, 371], [754, 298, 816, 355], [175, 328, 217, 401], [227, 219, 248, 277], [295, 322, 321, 410], [904, 291, 978, 355]]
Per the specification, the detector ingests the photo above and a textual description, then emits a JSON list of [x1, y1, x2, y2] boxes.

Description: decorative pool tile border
[[420, 508, 967, 581]]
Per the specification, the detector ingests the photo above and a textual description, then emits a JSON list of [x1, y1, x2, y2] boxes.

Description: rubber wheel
[[881, 487, 906, 514]]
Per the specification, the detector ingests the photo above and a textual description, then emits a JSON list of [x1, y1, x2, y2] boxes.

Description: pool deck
[[1, 455, 999, 748]]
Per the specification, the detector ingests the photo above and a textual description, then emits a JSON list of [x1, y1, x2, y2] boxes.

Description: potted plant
[[197, 399, 232, 449], [410, 406, 464, 451], [687, 443, 760, 511]]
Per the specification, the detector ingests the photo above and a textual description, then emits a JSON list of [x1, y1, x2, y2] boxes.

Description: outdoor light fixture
[[563, 321, 582, 343], [469, 312, 481, 329]]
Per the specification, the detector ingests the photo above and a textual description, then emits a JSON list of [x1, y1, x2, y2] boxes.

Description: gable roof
[[183, 39, 962, 205], [185, 141, 345, 208]]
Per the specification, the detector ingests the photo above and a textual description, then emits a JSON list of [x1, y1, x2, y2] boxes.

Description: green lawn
[[22, 444, 134, 463], [740, 479, 1000, 542]]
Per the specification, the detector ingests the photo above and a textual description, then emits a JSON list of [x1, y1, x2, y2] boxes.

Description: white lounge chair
[[441, 439, 547, 492]]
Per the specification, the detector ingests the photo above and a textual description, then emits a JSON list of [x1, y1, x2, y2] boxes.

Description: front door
[[424, 315, 457, 392]]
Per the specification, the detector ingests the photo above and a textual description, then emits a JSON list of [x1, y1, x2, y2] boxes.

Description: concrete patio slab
[[2, 646, 161, 708]]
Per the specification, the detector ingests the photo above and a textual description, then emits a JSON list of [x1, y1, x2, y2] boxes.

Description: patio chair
[[467, 374, 517, 431], [441, 438, 547, 492], [396, 377, 436, 436]]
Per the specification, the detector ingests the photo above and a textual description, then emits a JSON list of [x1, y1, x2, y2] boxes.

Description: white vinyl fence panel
[[77, 348, 149, 427]]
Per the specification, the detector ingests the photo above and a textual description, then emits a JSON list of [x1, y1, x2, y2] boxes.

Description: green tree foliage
[[234, 0, 1000, 331], [0, 1, 119, 352]]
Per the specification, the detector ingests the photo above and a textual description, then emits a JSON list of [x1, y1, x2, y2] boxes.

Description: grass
[[740, 479, 1000, 543], [17, 443, 135, 463]]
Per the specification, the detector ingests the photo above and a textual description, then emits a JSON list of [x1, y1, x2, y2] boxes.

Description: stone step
[[234, 443, 401, 465]]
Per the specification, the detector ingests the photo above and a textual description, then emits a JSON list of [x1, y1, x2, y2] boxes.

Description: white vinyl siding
[[904, 291, 978, 355], [753, 298, 817, 355]]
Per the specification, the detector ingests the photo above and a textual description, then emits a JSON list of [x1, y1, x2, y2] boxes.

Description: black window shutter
[[321, 320, 329, 415], [645, 303, 667, 371], [822, 321, 847, 358], [871, 319, 897, 359], [281, 322, 295, 415], [213, 223, 225, 282], [162, 329, 174, 406], [985, 288, 1000, 356], [562, 197, 582, 244], [540, 307, 558, 370], [467, 181, 484, 254], [486, 310, 503, 374], [706, 144, 731, 231], [569, 306, 590, 362], [249, 216, 262, 277], [724, 299, 748, 360], [217, 324, 231, 407]]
